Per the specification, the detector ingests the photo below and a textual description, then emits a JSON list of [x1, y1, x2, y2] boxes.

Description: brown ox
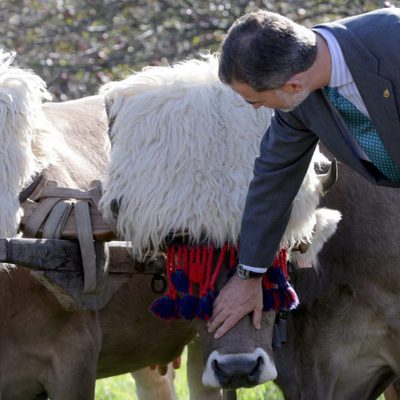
[[0, 53, 339, 399], [273, 156, 400, 400]]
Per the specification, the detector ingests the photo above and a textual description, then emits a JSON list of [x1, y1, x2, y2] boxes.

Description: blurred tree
[[0, 0, 397, 100]]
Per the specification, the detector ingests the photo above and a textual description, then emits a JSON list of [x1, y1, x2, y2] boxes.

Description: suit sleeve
[[238, 109, 319, 268]]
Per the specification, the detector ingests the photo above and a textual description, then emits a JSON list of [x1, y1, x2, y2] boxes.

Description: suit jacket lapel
[[296, 91, 373, 179], [351, 69, 400, 165], [326, 22, 400, 165]]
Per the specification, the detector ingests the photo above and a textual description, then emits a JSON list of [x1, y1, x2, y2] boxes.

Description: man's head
[[218, 10, 318, 92]]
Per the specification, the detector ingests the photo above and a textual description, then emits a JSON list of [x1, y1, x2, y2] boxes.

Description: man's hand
[[207, 273, 263, 339]]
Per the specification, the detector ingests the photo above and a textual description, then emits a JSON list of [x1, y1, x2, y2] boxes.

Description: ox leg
[[43, 314, 101, 400], [132, 366, 176, 400], [187, 338, 223, 400], [222, 390, 237, 400]]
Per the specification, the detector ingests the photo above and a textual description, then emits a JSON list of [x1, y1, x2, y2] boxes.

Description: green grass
[[95, 349, 284, 400], [96, 375, 284, 400], [96, 373, 386, 400], [95, 349, 386, 400], [96, 374, 283, 399], [96, 375, 135, 399]]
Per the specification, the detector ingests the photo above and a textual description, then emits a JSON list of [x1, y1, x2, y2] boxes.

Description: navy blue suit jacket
[[239, 8, 400, 268]]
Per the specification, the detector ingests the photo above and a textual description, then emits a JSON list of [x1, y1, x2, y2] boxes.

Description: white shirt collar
[[313, 27, 353, 88]]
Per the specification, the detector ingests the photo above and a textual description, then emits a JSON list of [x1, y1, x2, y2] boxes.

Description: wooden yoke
[[15, 178, 139, 311], [0, 238, 165, 310]]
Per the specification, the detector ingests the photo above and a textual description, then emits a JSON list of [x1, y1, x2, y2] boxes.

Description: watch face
[[237, 265, 249, 279]]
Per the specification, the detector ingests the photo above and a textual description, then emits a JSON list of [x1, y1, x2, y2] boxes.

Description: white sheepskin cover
[[292, 208, 342, 268], [0, 50, 52, 237], [100, 54, 340, 261]]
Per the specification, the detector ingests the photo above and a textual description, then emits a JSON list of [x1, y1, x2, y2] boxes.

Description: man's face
[[230, 81, 310, 112]]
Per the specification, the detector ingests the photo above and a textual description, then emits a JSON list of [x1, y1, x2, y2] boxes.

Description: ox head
[[143, 241, 278, 389], [198, 269, 277, 389], [200, 313, 277, 389]]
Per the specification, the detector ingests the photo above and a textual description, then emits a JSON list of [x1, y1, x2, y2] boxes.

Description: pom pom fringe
[[150, 244, 298, 320]]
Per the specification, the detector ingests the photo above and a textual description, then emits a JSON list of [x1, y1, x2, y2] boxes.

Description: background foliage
[[1, 0, 398, 100]]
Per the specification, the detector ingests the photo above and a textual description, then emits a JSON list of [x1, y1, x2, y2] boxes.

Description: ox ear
[[317, 158, 338, 195]]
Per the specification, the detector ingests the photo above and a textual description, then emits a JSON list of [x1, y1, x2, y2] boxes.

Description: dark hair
[[218, 10, 318, 91]]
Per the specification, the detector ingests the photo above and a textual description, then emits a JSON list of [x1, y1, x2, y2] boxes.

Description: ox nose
[[212, 356, 264, 388]]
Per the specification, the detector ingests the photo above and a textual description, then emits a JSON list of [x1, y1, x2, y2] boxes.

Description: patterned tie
[[323, 86, 400, 182]]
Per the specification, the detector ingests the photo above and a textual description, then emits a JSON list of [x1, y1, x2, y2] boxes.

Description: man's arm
[[239, 109, 319, 268], [208, 109, 318, 338]]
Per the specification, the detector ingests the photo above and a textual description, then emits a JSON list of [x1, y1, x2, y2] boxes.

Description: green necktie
[[323, 86, 400, 182]]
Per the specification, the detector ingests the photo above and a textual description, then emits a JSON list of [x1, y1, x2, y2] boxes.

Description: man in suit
[[208, 8, 400, 338]]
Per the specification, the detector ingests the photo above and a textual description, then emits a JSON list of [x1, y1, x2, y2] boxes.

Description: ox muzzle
[[202, 348, 277, 389]]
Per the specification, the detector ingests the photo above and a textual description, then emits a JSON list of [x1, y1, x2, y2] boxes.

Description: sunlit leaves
[[1, 0, 396, 100]]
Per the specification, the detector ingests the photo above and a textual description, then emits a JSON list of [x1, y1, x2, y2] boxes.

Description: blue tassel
[[279, 284, 299, 311], [262, 289, 275, 312], [196, 290, 218, 320], [171, 269, 189, 293], [227, 266, 236, 280], [179, 294, 198, 320], [267, 267, 287, 287], [150, 295, 180, 320]]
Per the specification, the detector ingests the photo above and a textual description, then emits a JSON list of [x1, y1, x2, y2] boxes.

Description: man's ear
[[282, 72, 306, 93]]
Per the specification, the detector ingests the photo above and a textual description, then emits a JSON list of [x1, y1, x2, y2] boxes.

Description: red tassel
[[210, 243, 227, 290], [152, 243, 296, 321], [189, 246, 203, 284], [199, 243, 214, 297], [262, 248, 299, 312]]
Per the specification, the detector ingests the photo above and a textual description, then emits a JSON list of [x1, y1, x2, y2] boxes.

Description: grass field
[[95, 349, 387, 399], [95, 349, 284, 400]]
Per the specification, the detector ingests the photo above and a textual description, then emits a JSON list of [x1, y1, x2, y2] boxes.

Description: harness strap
[[87, 180, 102, 209], [43, 200, 74, 239], [18, 173, 44, 203], [33, 186, 92, 201], [23, 197, 61, 238], [22, 179, 111, 294], [74, 200, 97, 294]]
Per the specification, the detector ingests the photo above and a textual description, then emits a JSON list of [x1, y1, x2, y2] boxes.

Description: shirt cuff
[[239, 263, 268, 274]]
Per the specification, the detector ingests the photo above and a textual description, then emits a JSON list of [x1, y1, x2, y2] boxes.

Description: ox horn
[[317, 158, 338, 195], [110, 198, 121, 219]]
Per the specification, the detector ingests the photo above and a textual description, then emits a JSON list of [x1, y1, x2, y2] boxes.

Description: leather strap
[[87, 180, 102, 209], [34, 185, 92, 201], [18, 173, 44, 203], [22, 178, 112, 294], [74, 200, 97, 294], [23, 197, 61, 238], [42, 200, 74, 239]]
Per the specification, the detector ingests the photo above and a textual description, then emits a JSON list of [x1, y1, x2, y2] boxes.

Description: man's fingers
[[252, 308, 263, 330], [207, 308, 227, 333], [214, 314, 243, 339], [208, 274, 264, 338]]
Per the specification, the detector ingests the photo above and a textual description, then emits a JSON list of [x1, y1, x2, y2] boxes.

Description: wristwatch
[[236, 264, 264, 280]]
